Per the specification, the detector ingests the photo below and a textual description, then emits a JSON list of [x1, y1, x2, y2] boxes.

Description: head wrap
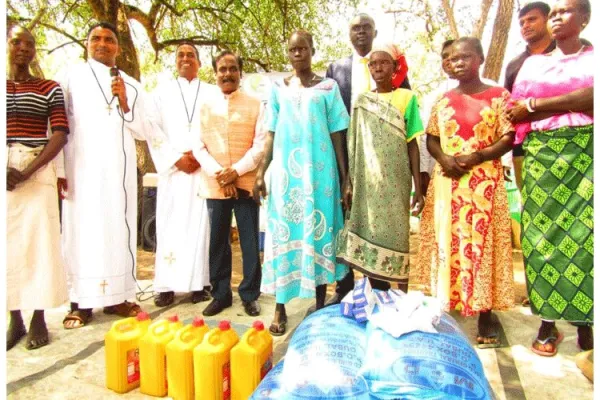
[[370, 42, 409, 89]]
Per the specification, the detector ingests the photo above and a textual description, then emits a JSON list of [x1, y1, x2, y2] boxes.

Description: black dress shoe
[[154, 291, 175, 307], [242, 300, 261, 317], [202, 298, 232, 317], [191, 289, 211, 304]]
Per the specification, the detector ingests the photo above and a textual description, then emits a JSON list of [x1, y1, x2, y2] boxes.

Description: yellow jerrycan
[[231, 321, 274, 400], [105, 312, 151, 394], [140, 315, 183, 397], [166, 317, 210, 400], [194, 320, 240, 400]]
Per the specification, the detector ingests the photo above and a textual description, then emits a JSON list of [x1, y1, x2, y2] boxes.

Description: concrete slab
[[6, 241, 594, 399], [6, 287, 313, 399]]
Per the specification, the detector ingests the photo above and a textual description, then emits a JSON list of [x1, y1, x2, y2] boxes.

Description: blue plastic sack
[[361, 313, 494, 400], [250, 361, 285, 399], [252, 306, 369, 399], [252, 300, 494, 400]]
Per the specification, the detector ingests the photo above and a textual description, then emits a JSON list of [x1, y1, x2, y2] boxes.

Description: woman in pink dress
[[508, 0, 593, 357]]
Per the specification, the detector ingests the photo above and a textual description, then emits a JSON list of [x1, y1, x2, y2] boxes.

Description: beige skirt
[[6, 144, 67, 310]]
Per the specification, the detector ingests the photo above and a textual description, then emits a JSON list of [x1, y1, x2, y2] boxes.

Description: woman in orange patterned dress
[[415, 37, 515, 348]]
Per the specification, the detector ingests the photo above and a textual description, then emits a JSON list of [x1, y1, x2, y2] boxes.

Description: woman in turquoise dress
[[254, 30, 350, 336]]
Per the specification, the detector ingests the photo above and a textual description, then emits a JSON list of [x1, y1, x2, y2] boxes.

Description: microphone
[[110, 66, 120, 107], [110, 66, 120, 78]]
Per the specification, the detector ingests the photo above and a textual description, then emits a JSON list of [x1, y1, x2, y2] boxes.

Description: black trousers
[[206, 198, 261, 303]]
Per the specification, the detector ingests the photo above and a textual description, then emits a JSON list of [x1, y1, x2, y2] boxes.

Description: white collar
[[353, 49, 371, 61], [177, 76, 199, 84], [88, 58, 113, 72]]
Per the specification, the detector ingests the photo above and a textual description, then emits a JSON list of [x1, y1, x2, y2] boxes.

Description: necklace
[[176, 78, 201, 131], [88, 63, 116, 114]]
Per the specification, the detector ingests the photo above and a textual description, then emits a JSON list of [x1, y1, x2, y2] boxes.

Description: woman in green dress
[[508, 0, 594, 356], [336, 43, 424, 292]]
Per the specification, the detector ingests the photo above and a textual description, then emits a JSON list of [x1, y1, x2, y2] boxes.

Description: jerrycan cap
[[192, 317, 205, 327], [136, 312, 150, 321], [167, 315, 179, 323], [252, 321, 265, 331], [218, 320, 231, 331]]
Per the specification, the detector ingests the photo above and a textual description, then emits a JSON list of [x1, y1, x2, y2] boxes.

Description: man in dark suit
[[326, 13, 411, 115], [326, 13, 411, 305]]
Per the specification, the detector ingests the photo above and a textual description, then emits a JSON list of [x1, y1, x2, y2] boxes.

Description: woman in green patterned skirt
[[336, 42, 424, 293], [508, 0, 593, 357]]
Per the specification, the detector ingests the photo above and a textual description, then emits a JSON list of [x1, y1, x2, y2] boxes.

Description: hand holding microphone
[[110, 66, 130, 113]]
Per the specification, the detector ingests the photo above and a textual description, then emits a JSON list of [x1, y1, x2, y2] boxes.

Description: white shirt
[[350, 50, 376, 107]]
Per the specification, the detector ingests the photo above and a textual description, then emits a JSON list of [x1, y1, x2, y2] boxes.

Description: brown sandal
[[531, 331, 564, 357], [103, 301, 142, 317], [63, 309, 93, 330], [269, 319, 287, 337]]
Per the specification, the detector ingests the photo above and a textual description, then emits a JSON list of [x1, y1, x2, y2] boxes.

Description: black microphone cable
[[114, 77, 154, 302]]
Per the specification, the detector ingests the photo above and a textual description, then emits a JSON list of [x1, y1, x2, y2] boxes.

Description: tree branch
[[473, 0, 494, 39], [441, 0, 460, 39], [154, 0, 243, 23], [245, 57, 270, 72], [38, 22, 86, 50], [26, 4, 48, 31], [122, 3, 159, 53], [158, 37, 222, 50], [61, 1, 79, 23], [45, 40, 81, 54], [86, 0, 107, 21]]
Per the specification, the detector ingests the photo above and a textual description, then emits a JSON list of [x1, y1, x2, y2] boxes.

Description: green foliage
[[7, 0, 360, 83]]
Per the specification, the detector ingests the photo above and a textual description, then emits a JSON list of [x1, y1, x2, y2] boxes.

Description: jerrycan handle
[[113, 318, 135, 333], [151, 320, 169, 336], [207, 329, 220, 345], [246, 321, 265, 345], [175, 325, 194, 342]]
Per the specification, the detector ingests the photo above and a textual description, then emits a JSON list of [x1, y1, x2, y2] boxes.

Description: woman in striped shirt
[[6, 25, 69, 350]]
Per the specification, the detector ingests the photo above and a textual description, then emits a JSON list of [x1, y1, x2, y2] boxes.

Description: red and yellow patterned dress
[[416, 86, 514, 317]]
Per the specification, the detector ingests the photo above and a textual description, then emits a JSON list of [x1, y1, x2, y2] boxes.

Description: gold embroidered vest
[[198, 90, 261, 199]]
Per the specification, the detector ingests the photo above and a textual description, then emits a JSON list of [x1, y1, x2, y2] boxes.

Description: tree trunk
[[473, 0, 494, 39], [88, 0, 156, 244], [114, 6, 156, 176], [441, 0, 460, 39], [483, 0, 514, 81]]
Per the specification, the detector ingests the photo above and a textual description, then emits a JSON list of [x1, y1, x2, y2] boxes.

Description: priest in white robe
[[146, 43, 212, 307], [59, 23, 148, 329]]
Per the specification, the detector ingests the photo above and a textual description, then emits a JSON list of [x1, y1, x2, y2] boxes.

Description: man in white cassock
[[59, 22, 148, 329], [146, 42, 212, 307]]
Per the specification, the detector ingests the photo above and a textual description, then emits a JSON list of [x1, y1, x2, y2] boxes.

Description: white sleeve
[[121, 78, 149, 141]]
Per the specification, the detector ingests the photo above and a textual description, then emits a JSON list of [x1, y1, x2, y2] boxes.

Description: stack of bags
[[341, 277, 444, 338]]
